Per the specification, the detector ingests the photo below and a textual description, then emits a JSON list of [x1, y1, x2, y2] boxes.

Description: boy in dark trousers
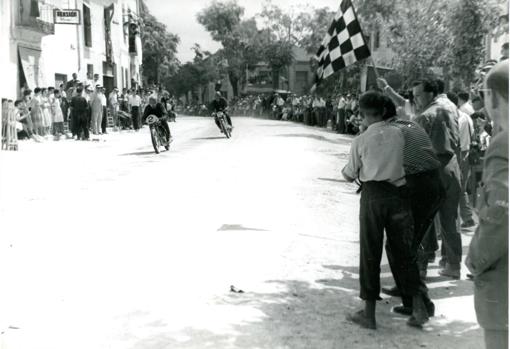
[[342, 91, 429, 329]]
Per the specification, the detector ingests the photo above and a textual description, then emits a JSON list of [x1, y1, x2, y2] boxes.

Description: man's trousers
[[101, 106, 107, 133], [438, 158, 463, 266], [386, 169, 445, 307], [131, 107, 140, 130], [459, 151, 475, 224], [359, 181, 422, 301]]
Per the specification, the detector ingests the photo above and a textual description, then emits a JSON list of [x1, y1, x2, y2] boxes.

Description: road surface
[[0, 117, 482, 349]]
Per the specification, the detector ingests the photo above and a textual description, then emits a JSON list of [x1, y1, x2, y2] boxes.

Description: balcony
[[17, 0, 55, 35]]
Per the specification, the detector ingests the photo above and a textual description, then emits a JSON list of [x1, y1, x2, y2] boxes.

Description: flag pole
[[369, 57, 380, 79]]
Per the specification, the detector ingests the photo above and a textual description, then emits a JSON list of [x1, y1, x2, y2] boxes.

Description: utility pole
[[75, 0, 81, 74]]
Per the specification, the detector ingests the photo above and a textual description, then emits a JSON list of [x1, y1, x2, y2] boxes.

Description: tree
[[352, 0, 504, 87], [197, 0, 247, 97], [191, 44, 220, 101], [257, 1, 304, 89], [297, 7, 336, 54], [448, 0, 502, 86], [140, 1, 180, 85], [258, 31, 294, 90]]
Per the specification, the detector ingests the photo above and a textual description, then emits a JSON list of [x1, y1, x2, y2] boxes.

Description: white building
[[0, 0, 143, 100]]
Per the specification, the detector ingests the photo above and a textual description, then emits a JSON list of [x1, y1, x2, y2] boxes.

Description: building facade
[[243, 47, 315, 96], [0, 0, 143, 101]]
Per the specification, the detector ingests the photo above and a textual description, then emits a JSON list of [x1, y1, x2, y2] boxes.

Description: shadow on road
[[192, 137, 227, 140], [119, 151, 161, 156], [124, 278, 482, 349], [276, 133, 352, 146], [258, 123, 300, 127], [217, 224, 269, 232], [317, 177, 348, 184]]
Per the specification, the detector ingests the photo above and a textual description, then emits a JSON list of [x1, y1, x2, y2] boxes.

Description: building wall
[[6, 0, 142, 99], [0, 0, 16, 100]]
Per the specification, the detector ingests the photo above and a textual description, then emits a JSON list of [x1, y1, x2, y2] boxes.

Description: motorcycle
[[146, 114, 170, 154], [214, 111, 232, 139]]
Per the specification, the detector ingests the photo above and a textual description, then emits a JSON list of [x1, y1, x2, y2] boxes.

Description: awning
[[19, 46, 43, 90]]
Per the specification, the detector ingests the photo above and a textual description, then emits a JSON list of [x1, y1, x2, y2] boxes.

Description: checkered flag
[[314, 0, 371, 86]]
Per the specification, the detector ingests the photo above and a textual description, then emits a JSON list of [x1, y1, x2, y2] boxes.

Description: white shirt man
[[459, 101, 475, 116], [458, 109, 474, 152], [100, 91, 107, 108], [350, 98, 357, 111], [313, 97, 325, 108], [109, 90, 118, 108], [128, 92, 142, 109], [337, 96, 346, 109]]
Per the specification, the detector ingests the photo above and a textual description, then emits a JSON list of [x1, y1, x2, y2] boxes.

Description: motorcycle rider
[[210, 91, 233, 132], [142, 96, 172, 143], [161, 93, 177, 122]]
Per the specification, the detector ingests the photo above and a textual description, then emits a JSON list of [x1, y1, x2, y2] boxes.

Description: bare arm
[[377, 78, 406, 107]]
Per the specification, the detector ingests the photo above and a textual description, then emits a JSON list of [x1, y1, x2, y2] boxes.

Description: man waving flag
[[314, 0, 371, 87]]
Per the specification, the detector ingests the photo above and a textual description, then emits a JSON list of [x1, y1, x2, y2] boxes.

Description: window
[[128, 23, 138, 54], [29, 0, 41, 17], [55, 74, 68, 88], [87, 64, 94, 79], [83, 4, 92, 47], [122, 5, 127, 44]]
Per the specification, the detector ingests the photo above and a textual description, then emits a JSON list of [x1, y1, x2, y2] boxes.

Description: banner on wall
[[19, 46, 44, 89]]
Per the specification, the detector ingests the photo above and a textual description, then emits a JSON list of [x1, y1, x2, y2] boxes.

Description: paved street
[[0, 117, 482, 349]]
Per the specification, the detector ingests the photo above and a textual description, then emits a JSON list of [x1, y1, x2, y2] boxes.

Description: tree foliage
[[140, 1, 180, 85], [448, 0, 502, 86], [197, 1, 254, 97], [353, 0, 504, 86], [297, 7, 336, 54]]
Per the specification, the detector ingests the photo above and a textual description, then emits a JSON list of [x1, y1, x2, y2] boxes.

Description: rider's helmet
[[148, 96, 158, 107]]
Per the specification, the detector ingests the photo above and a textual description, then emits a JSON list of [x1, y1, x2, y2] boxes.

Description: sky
[[144, 0, 340, 63]]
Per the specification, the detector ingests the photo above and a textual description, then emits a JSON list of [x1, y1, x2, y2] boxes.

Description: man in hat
[[89, 85, 104, 135], [70, 87, 90, 141], [466, 60, 508, 349], [128, 88, 142, 131], [66, 73, 79, 90], [109, 87, 119, 130], [100, 87, 108, 134]]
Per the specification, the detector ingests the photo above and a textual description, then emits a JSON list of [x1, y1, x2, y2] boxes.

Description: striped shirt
[[388, 118, 441, 175]]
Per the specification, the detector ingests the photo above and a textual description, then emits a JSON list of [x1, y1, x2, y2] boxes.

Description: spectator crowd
[[1, 73, 178, 145]]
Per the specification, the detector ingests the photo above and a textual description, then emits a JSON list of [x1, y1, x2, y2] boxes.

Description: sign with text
[[54, 9, 81, 25]]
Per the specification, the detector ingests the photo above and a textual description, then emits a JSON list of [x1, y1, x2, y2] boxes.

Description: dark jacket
[[466, 130, 508, 331], [142, 103, 166, 123], [210, 98, 228, 113], [70, 96, 89, 117]]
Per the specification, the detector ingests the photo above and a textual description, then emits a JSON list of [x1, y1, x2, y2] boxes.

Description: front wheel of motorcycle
[[220, 119, 230, 139], [150, 126, 160, 154]]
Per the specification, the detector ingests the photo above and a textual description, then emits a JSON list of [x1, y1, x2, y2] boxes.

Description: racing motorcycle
[[146, 114, 170, 154], [214, 111, 232, 139]]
